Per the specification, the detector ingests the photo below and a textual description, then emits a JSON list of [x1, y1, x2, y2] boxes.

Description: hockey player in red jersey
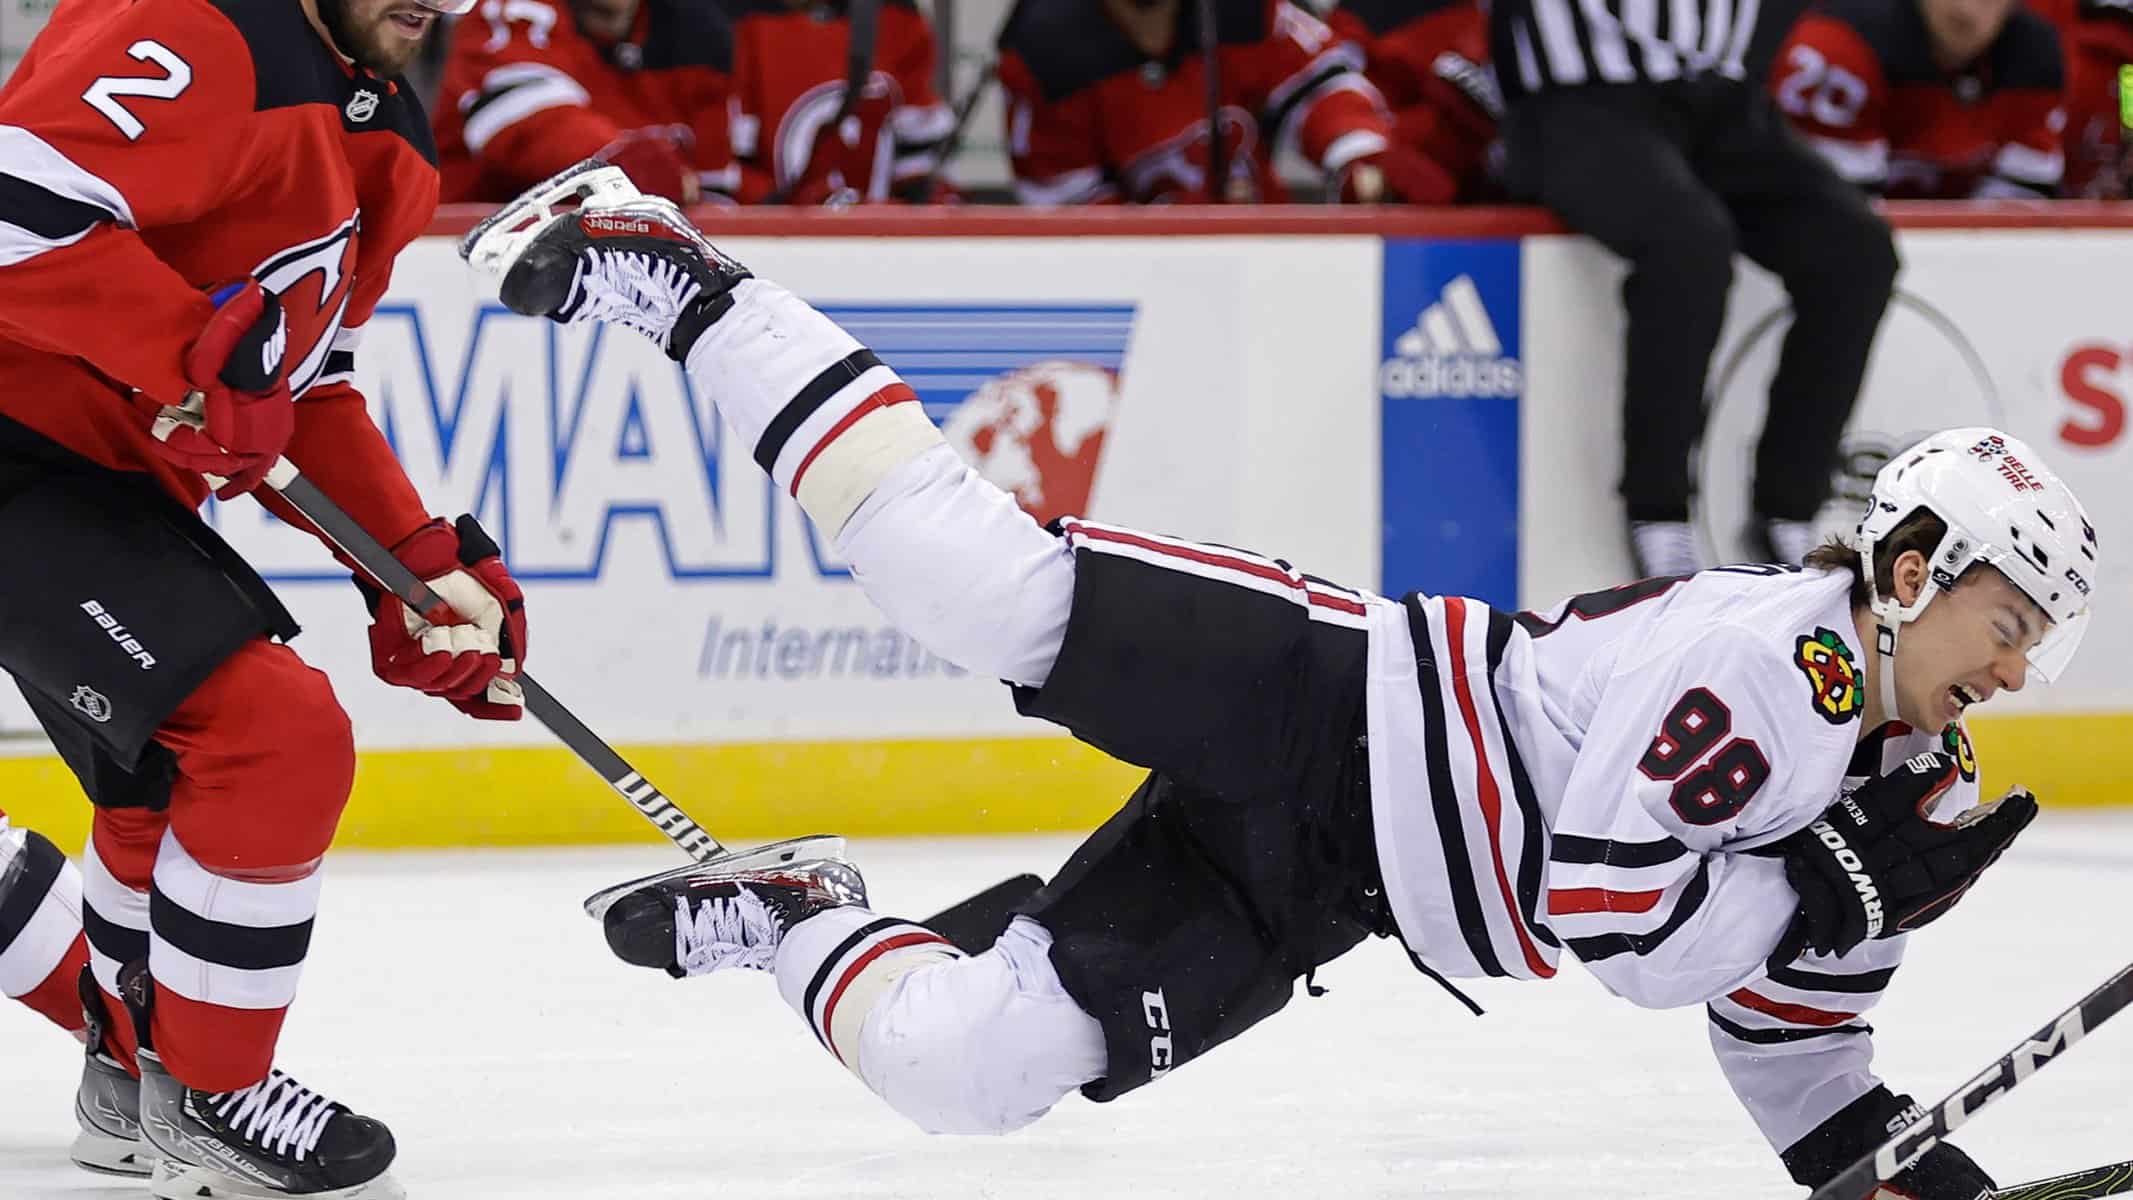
[[433, 0, 739, 203], [724, 0, 955, 205], [996, 0, 1454, 204], [1771, 0, 2068, 196], [1327, 0, 1503, 201], [0, 0, 533, 1193], [470, 164, 2097, 1198]]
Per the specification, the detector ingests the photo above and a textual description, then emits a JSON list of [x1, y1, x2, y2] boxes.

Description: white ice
[[4, 815, 2128, 1199]]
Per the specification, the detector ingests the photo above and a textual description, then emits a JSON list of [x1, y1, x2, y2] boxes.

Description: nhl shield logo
[[345, 88, 380, 124], [70, 685, 112, 724]]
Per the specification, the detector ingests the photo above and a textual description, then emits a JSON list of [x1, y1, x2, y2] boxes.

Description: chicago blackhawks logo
[[1942, 722, 1979, 782], [1795, 627, 1863, 725]]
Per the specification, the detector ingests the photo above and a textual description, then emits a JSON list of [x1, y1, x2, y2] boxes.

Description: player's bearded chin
[[316, 0, 424, 73]]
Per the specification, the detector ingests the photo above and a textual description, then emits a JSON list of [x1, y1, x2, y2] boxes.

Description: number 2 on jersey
[[82, 40, 193, 141], [1637, 688, 1770, 826]]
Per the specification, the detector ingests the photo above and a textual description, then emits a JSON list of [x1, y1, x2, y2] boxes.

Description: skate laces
[[562, 243, 704, 341], [210, 1070, 340, 1162], [673, 887, 782, 976]]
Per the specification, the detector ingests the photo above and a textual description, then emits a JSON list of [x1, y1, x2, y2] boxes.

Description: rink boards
[[1, 207, 2126, 850]]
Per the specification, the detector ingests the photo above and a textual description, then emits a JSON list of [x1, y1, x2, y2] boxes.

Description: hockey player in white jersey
[[463, 163, 2099, 1198]]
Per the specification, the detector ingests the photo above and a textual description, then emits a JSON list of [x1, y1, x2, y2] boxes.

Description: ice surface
[[4, 816, 2127, 1199]]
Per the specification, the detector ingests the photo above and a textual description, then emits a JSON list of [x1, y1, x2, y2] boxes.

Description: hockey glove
[[1336, 142, 1458, 206], [1770, 752, 2035, 959], [362, 515, 527, 720], [145, 280, 294, 499], [1781, 1086, 1994, 1199], [595, 126, 700, 206]]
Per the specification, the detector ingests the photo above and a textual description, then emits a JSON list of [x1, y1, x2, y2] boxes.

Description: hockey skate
[[458, 159, 751, 358], [599, 856, 868, 979], [71, 967, 153, 1177], [580, 833, 848, 920], [119, 964, 404, 1200]]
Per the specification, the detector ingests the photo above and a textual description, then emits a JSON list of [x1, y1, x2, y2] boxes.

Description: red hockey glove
[[1337, 143, 1458, 205], [145, 281, 294, 499], [363, 515, 528, 721], [596, 126, 700, 206]]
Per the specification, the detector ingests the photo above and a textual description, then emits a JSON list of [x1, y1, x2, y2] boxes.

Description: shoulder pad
[[210, 0, 344, 111]]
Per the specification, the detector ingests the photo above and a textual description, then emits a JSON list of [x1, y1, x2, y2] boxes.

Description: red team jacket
[[996, 0, 1401, 204], [2058, 0, 2133, 195], [0, 0, 434, 544], [725, 0, 954, 204], [434, 0, 738, 203], [1327, 0, 1502, 201], [1771, 0, 2067, 197]]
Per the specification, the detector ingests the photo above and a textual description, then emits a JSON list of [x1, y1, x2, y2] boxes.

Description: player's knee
[[858, 923, 1105, 1135], [171, 646, 354, 862]]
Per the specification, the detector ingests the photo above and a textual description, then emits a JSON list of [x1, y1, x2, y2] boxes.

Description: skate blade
[[150, 1158, 406, 1200], [70, 1128, 155, 1177], [459, 159, 642, 280], [580, 834, 847, 920]]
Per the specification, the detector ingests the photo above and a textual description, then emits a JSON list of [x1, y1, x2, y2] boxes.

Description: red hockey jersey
[[1328, 0, 1502, 201], [434, 0, 738, 203], [725, 0, 952, 204], [2059, 0, 2133, 196], [0, 0, 434, 543], [997, 0, 1395, 204], [1770, 0, 2066, 197]]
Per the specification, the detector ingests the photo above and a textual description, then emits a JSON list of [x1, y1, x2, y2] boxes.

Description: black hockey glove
[[1769, 752, 2035, 959], [1782, 1086, 1994, 1199]]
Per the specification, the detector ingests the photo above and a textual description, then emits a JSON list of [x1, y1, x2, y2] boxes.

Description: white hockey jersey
[[1364, 565, 1982, 1151]]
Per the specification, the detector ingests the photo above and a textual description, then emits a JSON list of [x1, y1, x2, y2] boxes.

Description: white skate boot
[[458, 159, 752, 359]]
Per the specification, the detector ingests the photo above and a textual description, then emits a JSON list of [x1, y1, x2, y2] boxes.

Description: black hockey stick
[[913, 55, 996, 200], [1992, 1160, 2133, 1200], [1196, 0, 1226, 203], [1810, 962, 2133, 1200]]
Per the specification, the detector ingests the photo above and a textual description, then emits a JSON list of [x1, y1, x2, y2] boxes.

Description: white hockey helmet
[[1856, 428, 2098, 715]]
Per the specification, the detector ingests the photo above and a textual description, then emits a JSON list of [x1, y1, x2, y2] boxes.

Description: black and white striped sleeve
[[0, 125, 133, 268], [1707, 938, 1905, 1153]]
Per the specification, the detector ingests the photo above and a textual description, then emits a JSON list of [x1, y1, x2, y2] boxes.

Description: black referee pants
[[1502, 76, 1898, 523]]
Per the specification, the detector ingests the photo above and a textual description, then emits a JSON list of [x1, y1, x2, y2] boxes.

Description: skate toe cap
[[602, 891, 679, 970]]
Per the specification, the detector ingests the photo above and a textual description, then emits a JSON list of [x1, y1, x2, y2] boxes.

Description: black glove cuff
[[1782, 1087, 1914, 1188]]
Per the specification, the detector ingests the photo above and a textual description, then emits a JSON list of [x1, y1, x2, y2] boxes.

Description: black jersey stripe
[[1486, 608, 1558, 949], [1564, 858, 1711, 962], [1408, 598, 1507, 977], [0, 172, 111, 240], [1708, 1008, 1872, 1045], [753, 348, 884, 475], [1549, 833, 1690, 868]]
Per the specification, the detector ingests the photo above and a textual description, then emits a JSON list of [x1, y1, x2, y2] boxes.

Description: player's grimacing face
[[330, 0, 439, 75], [1893, 562, 2046, 730]]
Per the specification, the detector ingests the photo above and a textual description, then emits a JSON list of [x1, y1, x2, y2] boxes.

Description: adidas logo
[[1381, 274, 1522, 400]]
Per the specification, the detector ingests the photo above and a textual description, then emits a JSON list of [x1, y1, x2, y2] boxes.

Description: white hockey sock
[[0, 823, 84, 999], [777, 907, 963, 1071], [684, 279, 944, 534], [776, 911, 1107, 1135]]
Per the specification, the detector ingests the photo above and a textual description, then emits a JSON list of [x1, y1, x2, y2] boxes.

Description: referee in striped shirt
[[1491, 0, 1899, 579]]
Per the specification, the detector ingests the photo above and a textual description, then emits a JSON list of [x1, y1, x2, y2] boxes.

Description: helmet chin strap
[[1872, 616, 1905, 728]]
